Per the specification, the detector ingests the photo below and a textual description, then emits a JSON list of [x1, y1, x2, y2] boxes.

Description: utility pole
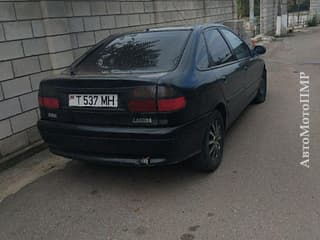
[[249, 0, 255, 35], [276, 0, 288, 36], [297, 0, 301, 25]]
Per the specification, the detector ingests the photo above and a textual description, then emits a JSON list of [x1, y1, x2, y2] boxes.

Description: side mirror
[[254, 45, 266, 55]]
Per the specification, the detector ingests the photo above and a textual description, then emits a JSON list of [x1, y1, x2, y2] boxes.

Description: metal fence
[[288, 10, 310, 27]]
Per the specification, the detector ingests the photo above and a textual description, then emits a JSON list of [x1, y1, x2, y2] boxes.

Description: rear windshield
[[74, 30, 191, 74]]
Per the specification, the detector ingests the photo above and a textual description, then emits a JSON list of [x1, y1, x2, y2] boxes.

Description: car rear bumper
[[38, 117, 209, 166]]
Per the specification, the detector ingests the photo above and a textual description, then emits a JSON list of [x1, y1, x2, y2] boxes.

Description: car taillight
[[128, 86, 186, 113], [38, 96, 59, 109], [158, 97, 186, 112], [128, 99, 157, 112]]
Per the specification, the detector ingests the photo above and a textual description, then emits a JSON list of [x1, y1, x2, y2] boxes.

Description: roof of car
[[146, 24, 226, 32]]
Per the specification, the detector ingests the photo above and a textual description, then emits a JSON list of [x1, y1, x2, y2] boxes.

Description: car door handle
[[243, 65, 249, 71], [221, 75, 227, 81]]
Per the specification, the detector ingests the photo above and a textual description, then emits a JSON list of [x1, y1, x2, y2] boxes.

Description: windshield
[[74, 30, 191, 74]]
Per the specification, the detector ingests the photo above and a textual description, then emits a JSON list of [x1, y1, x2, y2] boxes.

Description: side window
[[220, 29, 251, 60], [196, 34, 209, 69], [204, 29, 234, 67]]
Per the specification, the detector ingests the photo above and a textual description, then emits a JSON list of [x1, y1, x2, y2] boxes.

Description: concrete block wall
[[0, 0, 235, 161]]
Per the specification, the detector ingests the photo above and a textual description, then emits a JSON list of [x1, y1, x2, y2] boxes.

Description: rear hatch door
[[40, 73, 164, 127]]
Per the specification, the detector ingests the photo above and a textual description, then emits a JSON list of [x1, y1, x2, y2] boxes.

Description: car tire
[[192, 110, 224, 172], [253, 70, 267, 104]]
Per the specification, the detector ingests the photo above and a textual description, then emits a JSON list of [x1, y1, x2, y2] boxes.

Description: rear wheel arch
[[192, 109, 225, 172]]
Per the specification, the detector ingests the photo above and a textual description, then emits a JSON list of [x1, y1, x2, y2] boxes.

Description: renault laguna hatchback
[[38, 24, 267, 172]]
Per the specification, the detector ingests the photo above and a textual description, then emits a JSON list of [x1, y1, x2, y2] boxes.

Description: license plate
[[68, 94, 118, 108]]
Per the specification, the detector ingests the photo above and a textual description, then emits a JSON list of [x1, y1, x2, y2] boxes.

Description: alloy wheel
[[208, 119, 223, 161]]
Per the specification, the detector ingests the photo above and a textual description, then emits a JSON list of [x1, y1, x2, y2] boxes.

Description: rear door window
[[196, 34, 209, 69], [74, 30, 191, 74], [220, 29, 251, 60], [204, 29, 235, 67]]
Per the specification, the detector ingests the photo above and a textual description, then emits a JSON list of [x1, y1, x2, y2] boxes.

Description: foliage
[[307, 15, 319, 27]]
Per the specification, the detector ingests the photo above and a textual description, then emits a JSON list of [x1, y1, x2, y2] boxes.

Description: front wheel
[[253, 70, 267, 104], [192, 110, 224, 172]]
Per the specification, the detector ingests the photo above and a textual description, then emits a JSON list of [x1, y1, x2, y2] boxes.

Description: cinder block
[[0, 24, 5, 41], [133, 2, 145, 13], [128, 15, 140, 26], [110, 28, 125, 35], [49, 51, 74, 69], [94, 29, 110, 42], [144, 2, 154, 12], [0, 120, 12, 140], [77, 32, 95, 47], [0, 85, 3, 101], [64, 2, 73, 17], [39, 55, 52, 71], [2, 76, 31, 99], [70, 33, 79, 48], [91, 1, 106, 15], [72, 1, 91, 16], [120, 2, 132, 14], [0, 41, 24, 61], [30, 71, 52, 90], [140, 14, 152, 25], [121, 2, 144, 14], [23, 38, 49, 56], [3, 22, 33, 40], [84, 16, 101, 31], [166, 1, 175, 11], [43, 19, 69, 36], [0, 62, 13, 82], [73, 48, 88, 59], [11, 109, 38, 133], [32, 20, 46, 37], [154, 1, 167, 12], [68, 17, 84, 33], [163, 11, 175, 22], [115, 15, 129, 28], [26, 126, 42, 143], [51, 68, 65, 75], [15, 2, 42, 20], [0, 132, 29, 156], [106, 1, 121, 14], [47, 35, 72, 53], [100, 15, 116, 29], [0, 98, 21, 120], [40, 1, 66, 18], [13, 57, 41, 77], [19, 91, 38, 111], [0, 3, 16, 21]]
